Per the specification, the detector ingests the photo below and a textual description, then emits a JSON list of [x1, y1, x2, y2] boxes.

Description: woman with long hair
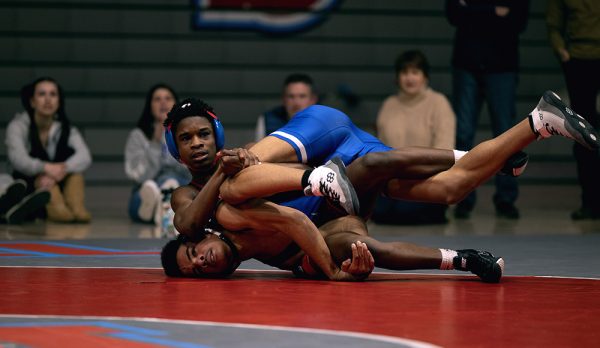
[[6, 77, 92, 223], [124, 83, 190, 225]]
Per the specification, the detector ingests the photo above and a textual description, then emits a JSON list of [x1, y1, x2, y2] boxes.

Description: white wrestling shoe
[[304, 157, 360, 216], [529, 91, 599, 150]]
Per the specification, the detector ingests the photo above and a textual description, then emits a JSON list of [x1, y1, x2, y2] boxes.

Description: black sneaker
[[529, 91, 599, 150], [454, 249, 504, 283], [571, 206, 600, 220], [454, 203, 472, 219], [0, 179, 27, 216], [495, 201, 520, 219], [499, 151, 529, 177], [5, 190, 50, 224]]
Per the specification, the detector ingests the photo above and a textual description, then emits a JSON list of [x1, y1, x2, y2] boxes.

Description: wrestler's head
[[164, 98, 221, 172], [161, 234, 238, 278]]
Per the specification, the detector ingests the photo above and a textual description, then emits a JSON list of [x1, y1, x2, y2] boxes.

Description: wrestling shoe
[[304, 157, 360, 216], [529, 91, 599, 150], [454, 249, 504, 283], [499, 151, 528, 177]]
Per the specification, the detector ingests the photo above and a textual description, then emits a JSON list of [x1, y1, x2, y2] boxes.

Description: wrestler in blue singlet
[[270, 105, 392, 166], [269, 105, 392, 222]]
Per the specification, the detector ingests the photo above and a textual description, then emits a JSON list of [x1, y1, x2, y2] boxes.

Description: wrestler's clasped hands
[[217, 148, 261, 176]]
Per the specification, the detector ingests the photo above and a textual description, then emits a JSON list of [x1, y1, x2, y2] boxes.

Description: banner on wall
[[192, 0, 341, 34]]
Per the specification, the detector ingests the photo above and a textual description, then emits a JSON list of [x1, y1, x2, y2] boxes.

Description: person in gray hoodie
[[124, 84, 190, 225], [6, 77, 92, 223]]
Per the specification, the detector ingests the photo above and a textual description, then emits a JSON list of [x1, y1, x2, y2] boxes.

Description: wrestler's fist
[[218, 148, 261, 176]]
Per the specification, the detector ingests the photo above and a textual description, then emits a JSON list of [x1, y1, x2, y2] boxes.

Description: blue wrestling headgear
[[164, 99, 225, 161]]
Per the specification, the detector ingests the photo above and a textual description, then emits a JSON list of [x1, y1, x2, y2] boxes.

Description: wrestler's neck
[[190, 163, 220, 186], [221, 230, 253, 261], [221, 231, 257, 261]]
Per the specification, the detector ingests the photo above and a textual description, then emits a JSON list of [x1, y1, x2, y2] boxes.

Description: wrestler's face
[[175, 116, 218, 172], [176, 234, 236, 277], [151, 88, 176, 124], [398, 67, 428, 97], [30, 81, 60, 118], [283, 82, 317, 118]]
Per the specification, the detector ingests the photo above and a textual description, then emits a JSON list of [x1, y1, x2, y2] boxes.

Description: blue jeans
[[452, 68, 519, 210], [563, 59, 600, 212]]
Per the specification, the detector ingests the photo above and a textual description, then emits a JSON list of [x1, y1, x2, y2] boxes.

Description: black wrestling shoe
[[304, 157, 360, 216], [529, 91, 599, 150], [495, 201, 520, 219], [5, 190, 50, 224], [499, 151, 528, 177], [0, 179, 27, 216], [454, 249, 504, 283]]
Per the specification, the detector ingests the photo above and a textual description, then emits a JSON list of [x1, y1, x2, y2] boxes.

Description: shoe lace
[[319, 180, 340, 203]]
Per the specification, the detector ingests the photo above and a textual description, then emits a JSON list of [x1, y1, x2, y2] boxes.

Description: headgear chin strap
[[164, 110, 225, 161]]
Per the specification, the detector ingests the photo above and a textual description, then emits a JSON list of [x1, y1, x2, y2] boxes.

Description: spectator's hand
[[35, 174, 57, 190], [341, 241, 375, 279], [495, 6, 509, 17], [558, 48, 570, 62], [44, 162, 67, 182]]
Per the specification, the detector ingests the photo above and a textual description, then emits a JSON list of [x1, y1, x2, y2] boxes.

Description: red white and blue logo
[[192, 0, 342, 34]]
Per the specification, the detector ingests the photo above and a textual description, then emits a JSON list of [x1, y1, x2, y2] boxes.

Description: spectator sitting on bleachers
[[254, 73, 318, 142], [5, 77, 92, 223], [124, 83, 190, 225], [373, 50, 456, 225]]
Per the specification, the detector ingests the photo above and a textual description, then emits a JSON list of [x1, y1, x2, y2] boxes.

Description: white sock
[[453, 150, 468, 163], [439, 249, 458, 270]]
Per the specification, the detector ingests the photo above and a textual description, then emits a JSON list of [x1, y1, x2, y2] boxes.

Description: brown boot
[[46, 185, 75, 223], [63, 173, 92, 223]]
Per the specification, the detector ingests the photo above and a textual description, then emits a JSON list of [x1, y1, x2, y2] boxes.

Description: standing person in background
[[547, 0, 600, 220], [124, 84, 190, 226], [373, 50, 456, 224], [254, 73, 318, 142], [446, 0, 530, 219], [6, 77, 92, 223]]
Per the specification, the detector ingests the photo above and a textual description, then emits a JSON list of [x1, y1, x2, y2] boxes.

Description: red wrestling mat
[[1, 267, 599, 347]]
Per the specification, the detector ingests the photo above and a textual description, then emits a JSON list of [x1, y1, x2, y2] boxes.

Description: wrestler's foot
[[529, 91, 599, 150], [499, 151, 528, 177], [454, 249, 504, 283], [304, 157, 360, 216]]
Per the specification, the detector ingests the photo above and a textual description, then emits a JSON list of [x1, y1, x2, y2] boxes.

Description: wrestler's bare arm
[[171, 168, 227, 239], [219, 163, 306, 205], [215, 199, 362, 281]]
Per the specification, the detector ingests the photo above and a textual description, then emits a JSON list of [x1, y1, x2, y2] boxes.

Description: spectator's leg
[[485, 72, 520, 218], [452, 68, 484, 217]]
